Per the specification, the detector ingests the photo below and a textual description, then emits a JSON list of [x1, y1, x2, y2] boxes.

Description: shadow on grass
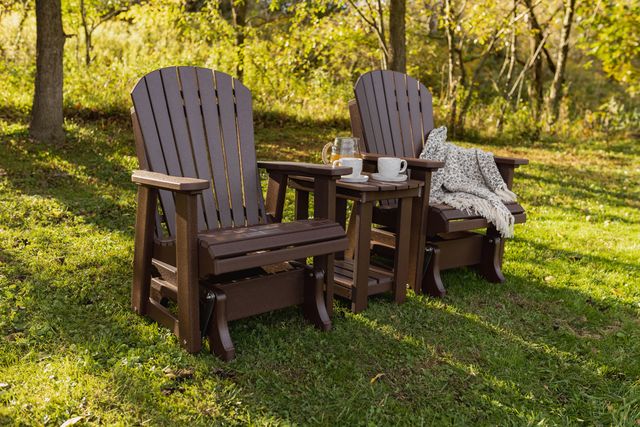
[[0, 123, 136, 235], [516, 236, 640, 282], [2, 223, 638, 424], [519, 164, 639, 212], [1, 111, 638, 424]]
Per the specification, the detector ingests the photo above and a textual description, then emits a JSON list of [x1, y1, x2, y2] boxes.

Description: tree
[[388, 0, 405, 72], [547, 0, 576, 124], [78, 0, 142, 66], [347, 0, 406, 71], [30, 0, 65, 144], [441, 0, 523, 137], [231, 0, 248, 80], [578, 0, 639, 96], [524, 0, 545, 121], [346, 0, 389, 68]]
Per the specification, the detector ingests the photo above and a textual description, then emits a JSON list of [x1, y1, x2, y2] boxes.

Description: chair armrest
[[494, 156, 528, 167], [258, 160, 351, 178], [131, 170, 210, 192], [361, 153, 444, 171]]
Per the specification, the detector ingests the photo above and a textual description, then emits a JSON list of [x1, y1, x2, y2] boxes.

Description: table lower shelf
[[333, 259, 394, 299]]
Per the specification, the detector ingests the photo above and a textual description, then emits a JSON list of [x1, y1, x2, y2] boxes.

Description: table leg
[[393, 197, 412, 304], [344, 201, 358, 260], [295, 189, 310, 265], [295, 189, 309, 220], [335, 198, 348, 260], [352, 201, 372, 313]]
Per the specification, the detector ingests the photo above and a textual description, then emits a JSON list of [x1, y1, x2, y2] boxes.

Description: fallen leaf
[[160, 384, 184, 396], [212, 368, 236, 379], [370, 373, 385, 384], [163, 367, 194, 381], [60, 416, 83, 427]]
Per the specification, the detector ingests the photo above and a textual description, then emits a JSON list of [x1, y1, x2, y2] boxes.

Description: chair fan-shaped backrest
[[354, 70, 435, 158], [131, 66, 266, 238]]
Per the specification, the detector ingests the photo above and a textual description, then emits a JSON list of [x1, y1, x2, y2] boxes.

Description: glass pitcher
[[321, 137, 361, 164]]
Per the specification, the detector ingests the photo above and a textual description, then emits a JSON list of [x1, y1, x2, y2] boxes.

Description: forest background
[[0, 0, 638, 140]]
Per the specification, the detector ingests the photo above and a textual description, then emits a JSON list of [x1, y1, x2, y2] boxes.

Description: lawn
[[0, 110, 638, 425]]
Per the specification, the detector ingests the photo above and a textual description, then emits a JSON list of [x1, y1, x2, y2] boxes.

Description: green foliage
[[2, 0, 639, 135], [578, 0, 640, 96]]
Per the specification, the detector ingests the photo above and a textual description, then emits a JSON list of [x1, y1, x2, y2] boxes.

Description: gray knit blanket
[[419, 126, 517, 238]]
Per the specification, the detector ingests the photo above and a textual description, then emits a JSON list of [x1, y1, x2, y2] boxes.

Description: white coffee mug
[[377, 157, 407, 178], [332, 157, 362, 177]]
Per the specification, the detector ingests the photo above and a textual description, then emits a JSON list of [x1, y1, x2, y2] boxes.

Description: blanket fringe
[[437, 194, 515, 238], [495, 186, 517, 203]]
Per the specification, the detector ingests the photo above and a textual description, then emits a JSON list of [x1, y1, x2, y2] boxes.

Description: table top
[[293, 172, 422, 192], [289, 172, 423, 203]]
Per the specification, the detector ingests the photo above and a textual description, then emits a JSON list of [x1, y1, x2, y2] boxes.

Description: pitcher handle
[[321, 142, 333, 164]]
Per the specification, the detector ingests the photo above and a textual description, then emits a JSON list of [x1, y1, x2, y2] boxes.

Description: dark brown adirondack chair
[[349, 70, 528, 296], [130, 66, 349, 360]]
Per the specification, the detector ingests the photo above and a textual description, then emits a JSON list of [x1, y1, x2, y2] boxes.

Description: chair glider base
[[421, 231, 506, 297], [148, 262, 330, 360]]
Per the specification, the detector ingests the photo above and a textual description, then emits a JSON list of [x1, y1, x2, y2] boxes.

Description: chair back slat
[[160, 68, 211, 230], [215, 72, 247, 227], [235, 82, 262, 225], [193, 68, 233, 229], [131, 77, 178, 237], [132, 109, 165, 237], [406, 76, 424, 158], [355, 70, 435, 158], [370, 71, 395, 156], [419, 83, 435, 148], [380, 71, 404, 156], [146, 69, 208, 230], [131, 66, 266, 238], [393, 72, 413, 157], [355, 75, 383, 153]]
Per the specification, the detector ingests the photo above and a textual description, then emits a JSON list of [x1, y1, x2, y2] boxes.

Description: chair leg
[[303, 268, 332, 331], [131, 186, 157, 315], [175, 192, 201, 353], [422, 246, 447, 297], [206, 289, 235, 361], [479, 231, 505, 283]]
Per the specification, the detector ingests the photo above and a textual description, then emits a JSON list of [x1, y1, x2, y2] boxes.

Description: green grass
[[0, 110, 638, 426]]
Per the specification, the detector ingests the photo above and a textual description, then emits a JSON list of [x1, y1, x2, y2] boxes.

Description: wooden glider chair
[[349, 70, 528, 296], [130, 66, 349, 360]]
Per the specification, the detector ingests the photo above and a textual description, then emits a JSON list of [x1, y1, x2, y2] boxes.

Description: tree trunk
[[547, 0, 576, 124], [30, 0, 65, 144], [456, 29, 501, 134], [443, 0, 458, 137], [388, 0, 406, 72], [232, 0, 247, 80], [524, 0, 544, 122], [497, 4, 518, 134], [529, 32, 543, 120], [80, 0, 92, 65]]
